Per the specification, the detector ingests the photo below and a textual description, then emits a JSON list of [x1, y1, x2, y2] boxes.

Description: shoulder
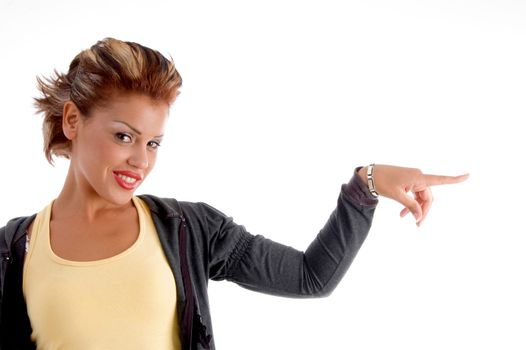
[[1, 214, 36, 251], [137, 195, 238, 239], [137, 194, 231, 221]]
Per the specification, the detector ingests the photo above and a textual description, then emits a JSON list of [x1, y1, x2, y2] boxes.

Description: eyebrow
[[113, 120, 164, 138]]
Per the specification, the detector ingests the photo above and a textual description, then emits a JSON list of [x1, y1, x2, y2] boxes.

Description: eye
[[115, 132, 132, 143], [148, 140, 161, 150]]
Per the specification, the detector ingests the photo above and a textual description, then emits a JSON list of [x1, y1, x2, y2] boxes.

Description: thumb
[[396, 191, 422, 222]]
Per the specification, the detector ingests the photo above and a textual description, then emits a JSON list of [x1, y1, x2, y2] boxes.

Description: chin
[[105, 176, 145, 204], [101, 189, 137, 207]]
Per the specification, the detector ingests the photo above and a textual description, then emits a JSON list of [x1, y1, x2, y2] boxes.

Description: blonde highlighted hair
[[34, 37, 182, 164]]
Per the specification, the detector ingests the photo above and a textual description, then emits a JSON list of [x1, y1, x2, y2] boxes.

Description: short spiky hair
[[34, 37, 182, 164]]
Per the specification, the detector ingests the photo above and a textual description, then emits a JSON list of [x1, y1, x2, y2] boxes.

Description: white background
[[1, 0, 525, 349]]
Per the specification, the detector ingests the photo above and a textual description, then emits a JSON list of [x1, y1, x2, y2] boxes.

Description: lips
[[113, 170, 143, 190]]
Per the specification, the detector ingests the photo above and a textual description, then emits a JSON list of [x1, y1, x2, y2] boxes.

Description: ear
[[62, 100, 82, 140]]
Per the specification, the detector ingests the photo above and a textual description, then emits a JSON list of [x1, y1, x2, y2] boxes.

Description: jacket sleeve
[[202, 169, 378, 298], [0, 225, 6, 299]]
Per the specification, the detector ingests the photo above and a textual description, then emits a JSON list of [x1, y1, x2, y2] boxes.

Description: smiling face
[[63, 92, 170, 206]]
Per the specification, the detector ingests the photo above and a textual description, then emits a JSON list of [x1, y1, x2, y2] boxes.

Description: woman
[[0, 37, 468, 350]]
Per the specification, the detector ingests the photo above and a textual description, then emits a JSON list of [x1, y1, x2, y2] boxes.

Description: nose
[[127, 146, 149, 170]]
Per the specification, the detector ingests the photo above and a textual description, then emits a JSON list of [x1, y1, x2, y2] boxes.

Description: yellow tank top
[[23, 197, 181, 350]]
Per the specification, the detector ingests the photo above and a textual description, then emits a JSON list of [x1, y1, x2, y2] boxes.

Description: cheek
[[147, 152, 158, 173], [84, 138, 125, 167]]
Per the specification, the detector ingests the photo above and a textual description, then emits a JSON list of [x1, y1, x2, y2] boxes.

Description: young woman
[[0, 37, 468, 350]]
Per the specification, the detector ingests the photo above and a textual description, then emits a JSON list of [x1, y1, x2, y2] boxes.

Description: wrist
[[366, 164, 379, 197], [358, 166, 368, 185], [358, 164, 380, 198], [342, 167, 379, 206]]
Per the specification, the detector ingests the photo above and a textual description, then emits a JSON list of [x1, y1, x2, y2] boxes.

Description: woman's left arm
[[208, 165, 468, 297]]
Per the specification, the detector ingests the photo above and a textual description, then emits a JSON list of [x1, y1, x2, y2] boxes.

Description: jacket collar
[[137, 194, 183, 219]]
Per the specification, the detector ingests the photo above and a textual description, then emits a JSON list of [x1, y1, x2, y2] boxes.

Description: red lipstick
[[113, 170, 143, 190]]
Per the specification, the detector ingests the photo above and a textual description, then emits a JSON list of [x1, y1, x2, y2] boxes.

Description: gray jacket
[[0, 172, 377, 349]]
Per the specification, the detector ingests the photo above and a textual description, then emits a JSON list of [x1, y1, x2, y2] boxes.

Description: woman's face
[[68, 92, 169, 205]]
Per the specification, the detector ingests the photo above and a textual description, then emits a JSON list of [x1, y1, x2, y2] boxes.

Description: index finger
[[423, 173, 470, 186]]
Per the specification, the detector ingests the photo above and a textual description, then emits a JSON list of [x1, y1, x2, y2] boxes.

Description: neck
[[53, 163, 133, 222]]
